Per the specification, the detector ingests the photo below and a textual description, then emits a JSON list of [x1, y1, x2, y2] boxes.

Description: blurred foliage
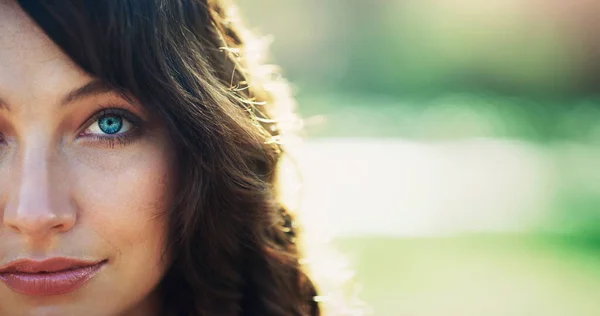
[[238, 0, 599, 98], [334, 234, 600, 316], [235, 2, 600, 314], [296, 93, 600, 141], [236, 0, 600, 141]]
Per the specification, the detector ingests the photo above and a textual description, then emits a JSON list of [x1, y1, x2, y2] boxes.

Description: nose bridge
[[3, 136, 76, 238]]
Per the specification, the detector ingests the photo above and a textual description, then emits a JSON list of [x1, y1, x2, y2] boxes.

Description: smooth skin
[[0, 1, 175, 315]]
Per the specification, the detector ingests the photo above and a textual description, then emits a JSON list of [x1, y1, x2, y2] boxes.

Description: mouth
[[0, 258, 108, 296]]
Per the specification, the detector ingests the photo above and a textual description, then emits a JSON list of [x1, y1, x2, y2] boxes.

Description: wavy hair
[[18, 0, 319, 315]]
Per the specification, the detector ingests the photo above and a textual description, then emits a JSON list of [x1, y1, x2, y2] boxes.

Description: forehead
[[0, 1, 88, 103]]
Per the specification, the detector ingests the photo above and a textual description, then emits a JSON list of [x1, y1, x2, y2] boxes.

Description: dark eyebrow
[[60, 79, 121, 106], [0, 80, 130, 112]]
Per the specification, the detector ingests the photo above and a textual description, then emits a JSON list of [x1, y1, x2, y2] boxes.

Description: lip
[[0, 258, 107, 296]]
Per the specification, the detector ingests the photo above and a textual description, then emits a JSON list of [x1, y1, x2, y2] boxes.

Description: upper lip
[[0, 258, 104, 274]]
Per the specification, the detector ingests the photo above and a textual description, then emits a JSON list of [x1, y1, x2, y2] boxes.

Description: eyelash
[[78, 106, 144, 148]]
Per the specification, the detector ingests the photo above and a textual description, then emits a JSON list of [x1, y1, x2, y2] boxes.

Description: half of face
[[0, 2, 175, 316]]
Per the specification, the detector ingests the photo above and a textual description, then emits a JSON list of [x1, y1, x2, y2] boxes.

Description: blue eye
[[98, 115, 123, 134], [84, 112, 134, 136], [78, 108, 143, 147]]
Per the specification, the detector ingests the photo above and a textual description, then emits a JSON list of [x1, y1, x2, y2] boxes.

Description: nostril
[[3, 202, 77, 236], [51, 222, 66, 232], [4, 214, 68, 236], [7, 223, 21, 233]]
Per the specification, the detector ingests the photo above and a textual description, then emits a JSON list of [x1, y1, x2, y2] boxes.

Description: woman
[[0, 0, 319, 315]]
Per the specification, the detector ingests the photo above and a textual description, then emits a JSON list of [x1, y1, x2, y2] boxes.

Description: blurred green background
[[237, 1, 600, 315]]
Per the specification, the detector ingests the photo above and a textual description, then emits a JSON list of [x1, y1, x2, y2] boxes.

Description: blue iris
[[98, 115, 123, 134]]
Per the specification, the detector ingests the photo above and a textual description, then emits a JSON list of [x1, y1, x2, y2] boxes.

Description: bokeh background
[[236, 1, 600, 315]]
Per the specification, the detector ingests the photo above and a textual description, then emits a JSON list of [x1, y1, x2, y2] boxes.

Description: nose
[[2, 142, 76, 239]]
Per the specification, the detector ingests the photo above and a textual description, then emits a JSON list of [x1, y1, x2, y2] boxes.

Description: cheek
[[70, 144, 175, 274]]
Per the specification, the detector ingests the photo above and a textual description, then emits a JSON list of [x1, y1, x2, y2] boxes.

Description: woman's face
[[0, 2, 174, 316]]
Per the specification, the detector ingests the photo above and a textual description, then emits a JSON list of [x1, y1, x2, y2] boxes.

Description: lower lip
[[0, 261, 106, 296]]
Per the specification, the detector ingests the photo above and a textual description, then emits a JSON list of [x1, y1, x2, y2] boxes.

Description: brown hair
[[18, 0, 319, 315]]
